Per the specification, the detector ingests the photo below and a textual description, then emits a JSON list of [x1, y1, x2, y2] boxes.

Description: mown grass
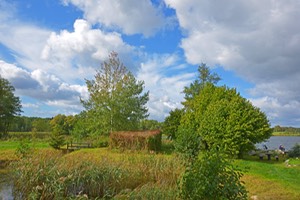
[[236, 158, 300, 200], [0, 140, 49, 150]]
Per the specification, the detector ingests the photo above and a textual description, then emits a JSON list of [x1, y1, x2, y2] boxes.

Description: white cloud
[[166, 0, 300, 126], [137, 54, 194, 121], [63, 0, 166, 37], [0, 60, 86, 114], [41, 19, 135, 81]]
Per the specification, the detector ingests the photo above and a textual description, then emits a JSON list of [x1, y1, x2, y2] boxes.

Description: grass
[[235, 158, 300, 200], [273, 131, 300, 136], [0, 140, 49, 150], [11, 148, 182, 199], [2, 137, 300, 199]]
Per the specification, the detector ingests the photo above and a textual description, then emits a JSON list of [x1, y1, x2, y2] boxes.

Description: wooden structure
[[67, 142, 92, 150]]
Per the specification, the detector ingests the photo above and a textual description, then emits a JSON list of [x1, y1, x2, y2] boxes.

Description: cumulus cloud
[[0, 60, 86, 115], [165, 0, 300, 126], [41, 19, 135, 81], [63, 0, 166, 36], [137, 54, 194, 121]]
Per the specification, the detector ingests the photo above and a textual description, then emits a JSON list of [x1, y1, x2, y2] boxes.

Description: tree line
[[1, 52, 277, 199]]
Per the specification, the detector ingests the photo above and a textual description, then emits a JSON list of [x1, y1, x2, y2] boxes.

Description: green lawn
[[0, 140, 49, 150]]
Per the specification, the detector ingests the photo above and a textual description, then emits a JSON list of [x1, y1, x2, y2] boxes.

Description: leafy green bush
[[288, 143, 300, 158], [49, 132, 65, 149], [179, 149, 248, 200], [15, 139, 33, 158], [175, 127, 202, 161]]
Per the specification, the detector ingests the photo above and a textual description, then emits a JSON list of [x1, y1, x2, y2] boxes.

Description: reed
[[11, 148, 182, 199]]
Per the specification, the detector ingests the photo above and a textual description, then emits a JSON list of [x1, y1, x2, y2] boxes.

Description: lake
[[256, 136, 300, 151]]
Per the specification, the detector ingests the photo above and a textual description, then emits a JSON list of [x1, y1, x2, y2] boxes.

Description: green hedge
[[110, 130, 162, 151]]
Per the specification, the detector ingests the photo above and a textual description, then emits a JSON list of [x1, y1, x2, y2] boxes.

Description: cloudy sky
[[0, 0, 300, 127]]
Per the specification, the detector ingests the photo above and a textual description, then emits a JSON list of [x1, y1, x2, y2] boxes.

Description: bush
[[289, 143, 300, 158], [110, 130, 162, 151], [175, 127, 202, 161], [179, 149, 248, 200], [49, 132, 65, 149]]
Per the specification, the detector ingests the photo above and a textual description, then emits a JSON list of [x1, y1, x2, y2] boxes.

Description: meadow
[[1, 132, 300, 199]]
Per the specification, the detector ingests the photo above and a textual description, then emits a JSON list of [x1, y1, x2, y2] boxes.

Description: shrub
[[288, 143, 300, 158], [110, 130, 162, 151], [179, 149, 248, 200], [49, 132, 65, 149]]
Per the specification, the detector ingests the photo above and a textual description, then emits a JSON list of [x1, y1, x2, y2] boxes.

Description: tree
[[32, 118, 51, 132], [81, 52, 149, 135], [183, 63, 220, 105], [0, 76, 22, 138], [162, 108, 184, 140], [179, 83, 272, 158], [139, 119, 162, 130]]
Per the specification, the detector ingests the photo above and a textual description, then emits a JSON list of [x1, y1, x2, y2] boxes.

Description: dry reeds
[[110, 130, 162, 151]]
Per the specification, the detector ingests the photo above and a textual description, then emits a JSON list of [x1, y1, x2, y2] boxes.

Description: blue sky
[[1, 0, 300, 127]]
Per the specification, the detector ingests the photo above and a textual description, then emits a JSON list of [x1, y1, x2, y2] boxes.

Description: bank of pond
[[0, 147, 300, 199], [0, 135, 300, 199]]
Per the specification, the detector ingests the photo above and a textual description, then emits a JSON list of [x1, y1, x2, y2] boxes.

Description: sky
[[0, 0, 300, 127]]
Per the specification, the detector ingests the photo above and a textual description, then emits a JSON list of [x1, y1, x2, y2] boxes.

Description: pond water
[[0, 170, 13, 200], [256, 136, 300, 151]]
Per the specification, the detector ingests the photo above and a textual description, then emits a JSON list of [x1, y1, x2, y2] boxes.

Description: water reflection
[[0, 170, 13, 200]]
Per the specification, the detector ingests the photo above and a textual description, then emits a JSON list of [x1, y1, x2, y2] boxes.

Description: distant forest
[[8, 116, 300, 133], [9, 116, 52, 132], [273, 125, 300, 133]]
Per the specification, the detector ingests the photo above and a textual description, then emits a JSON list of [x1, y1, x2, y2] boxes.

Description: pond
[[0, 170, 13, 200], [256, 136, 300, 151]]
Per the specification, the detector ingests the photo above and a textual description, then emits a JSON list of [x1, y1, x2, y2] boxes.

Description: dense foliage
[[0, 76, 22, 138], [162, 108, 183, 140], [81, 52, 149, 136], [179, 149, 248, 200], [179, 83, 272, 158], [288, 143, 300, 158]]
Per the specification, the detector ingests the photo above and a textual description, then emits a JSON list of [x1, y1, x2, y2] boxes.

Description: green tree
[[139, 119, 161, 130], [0, 76, 22, 138], [32, 118, 51, 132], [81, 52, 149, 135], [50, 114, 74, 135], [183, 63, 220, 105], [179, 84, 272, 158], [162, 108, 184, 140]]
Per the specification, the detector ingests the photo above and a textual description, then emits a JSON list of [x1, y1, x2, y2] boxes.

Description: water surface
[[256, 136, 300, 151]]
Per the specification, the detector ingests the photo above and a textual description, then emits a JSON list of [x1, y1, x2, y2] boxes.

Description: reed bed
[[11, 148, 182, 199]]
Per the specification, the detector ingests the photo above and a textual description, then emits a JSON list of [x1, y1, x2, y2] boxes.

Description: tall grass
[[11, 149, 182, 199]]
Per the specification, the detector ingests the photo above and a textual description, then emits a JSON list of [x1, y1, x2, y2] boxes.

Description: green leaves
[[81, 52, 149, 135], [179, 83, 272, 158], [179, 149, 248, 200], [0, 76, 22, 138]]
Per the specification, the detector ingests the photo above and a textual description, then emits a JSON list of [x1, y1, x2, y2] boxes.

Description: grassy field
[[0, 140, 50, 150], [236, 158, 300, 200], [1, 138, 300, 199], [273, 131, 300, 136]]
